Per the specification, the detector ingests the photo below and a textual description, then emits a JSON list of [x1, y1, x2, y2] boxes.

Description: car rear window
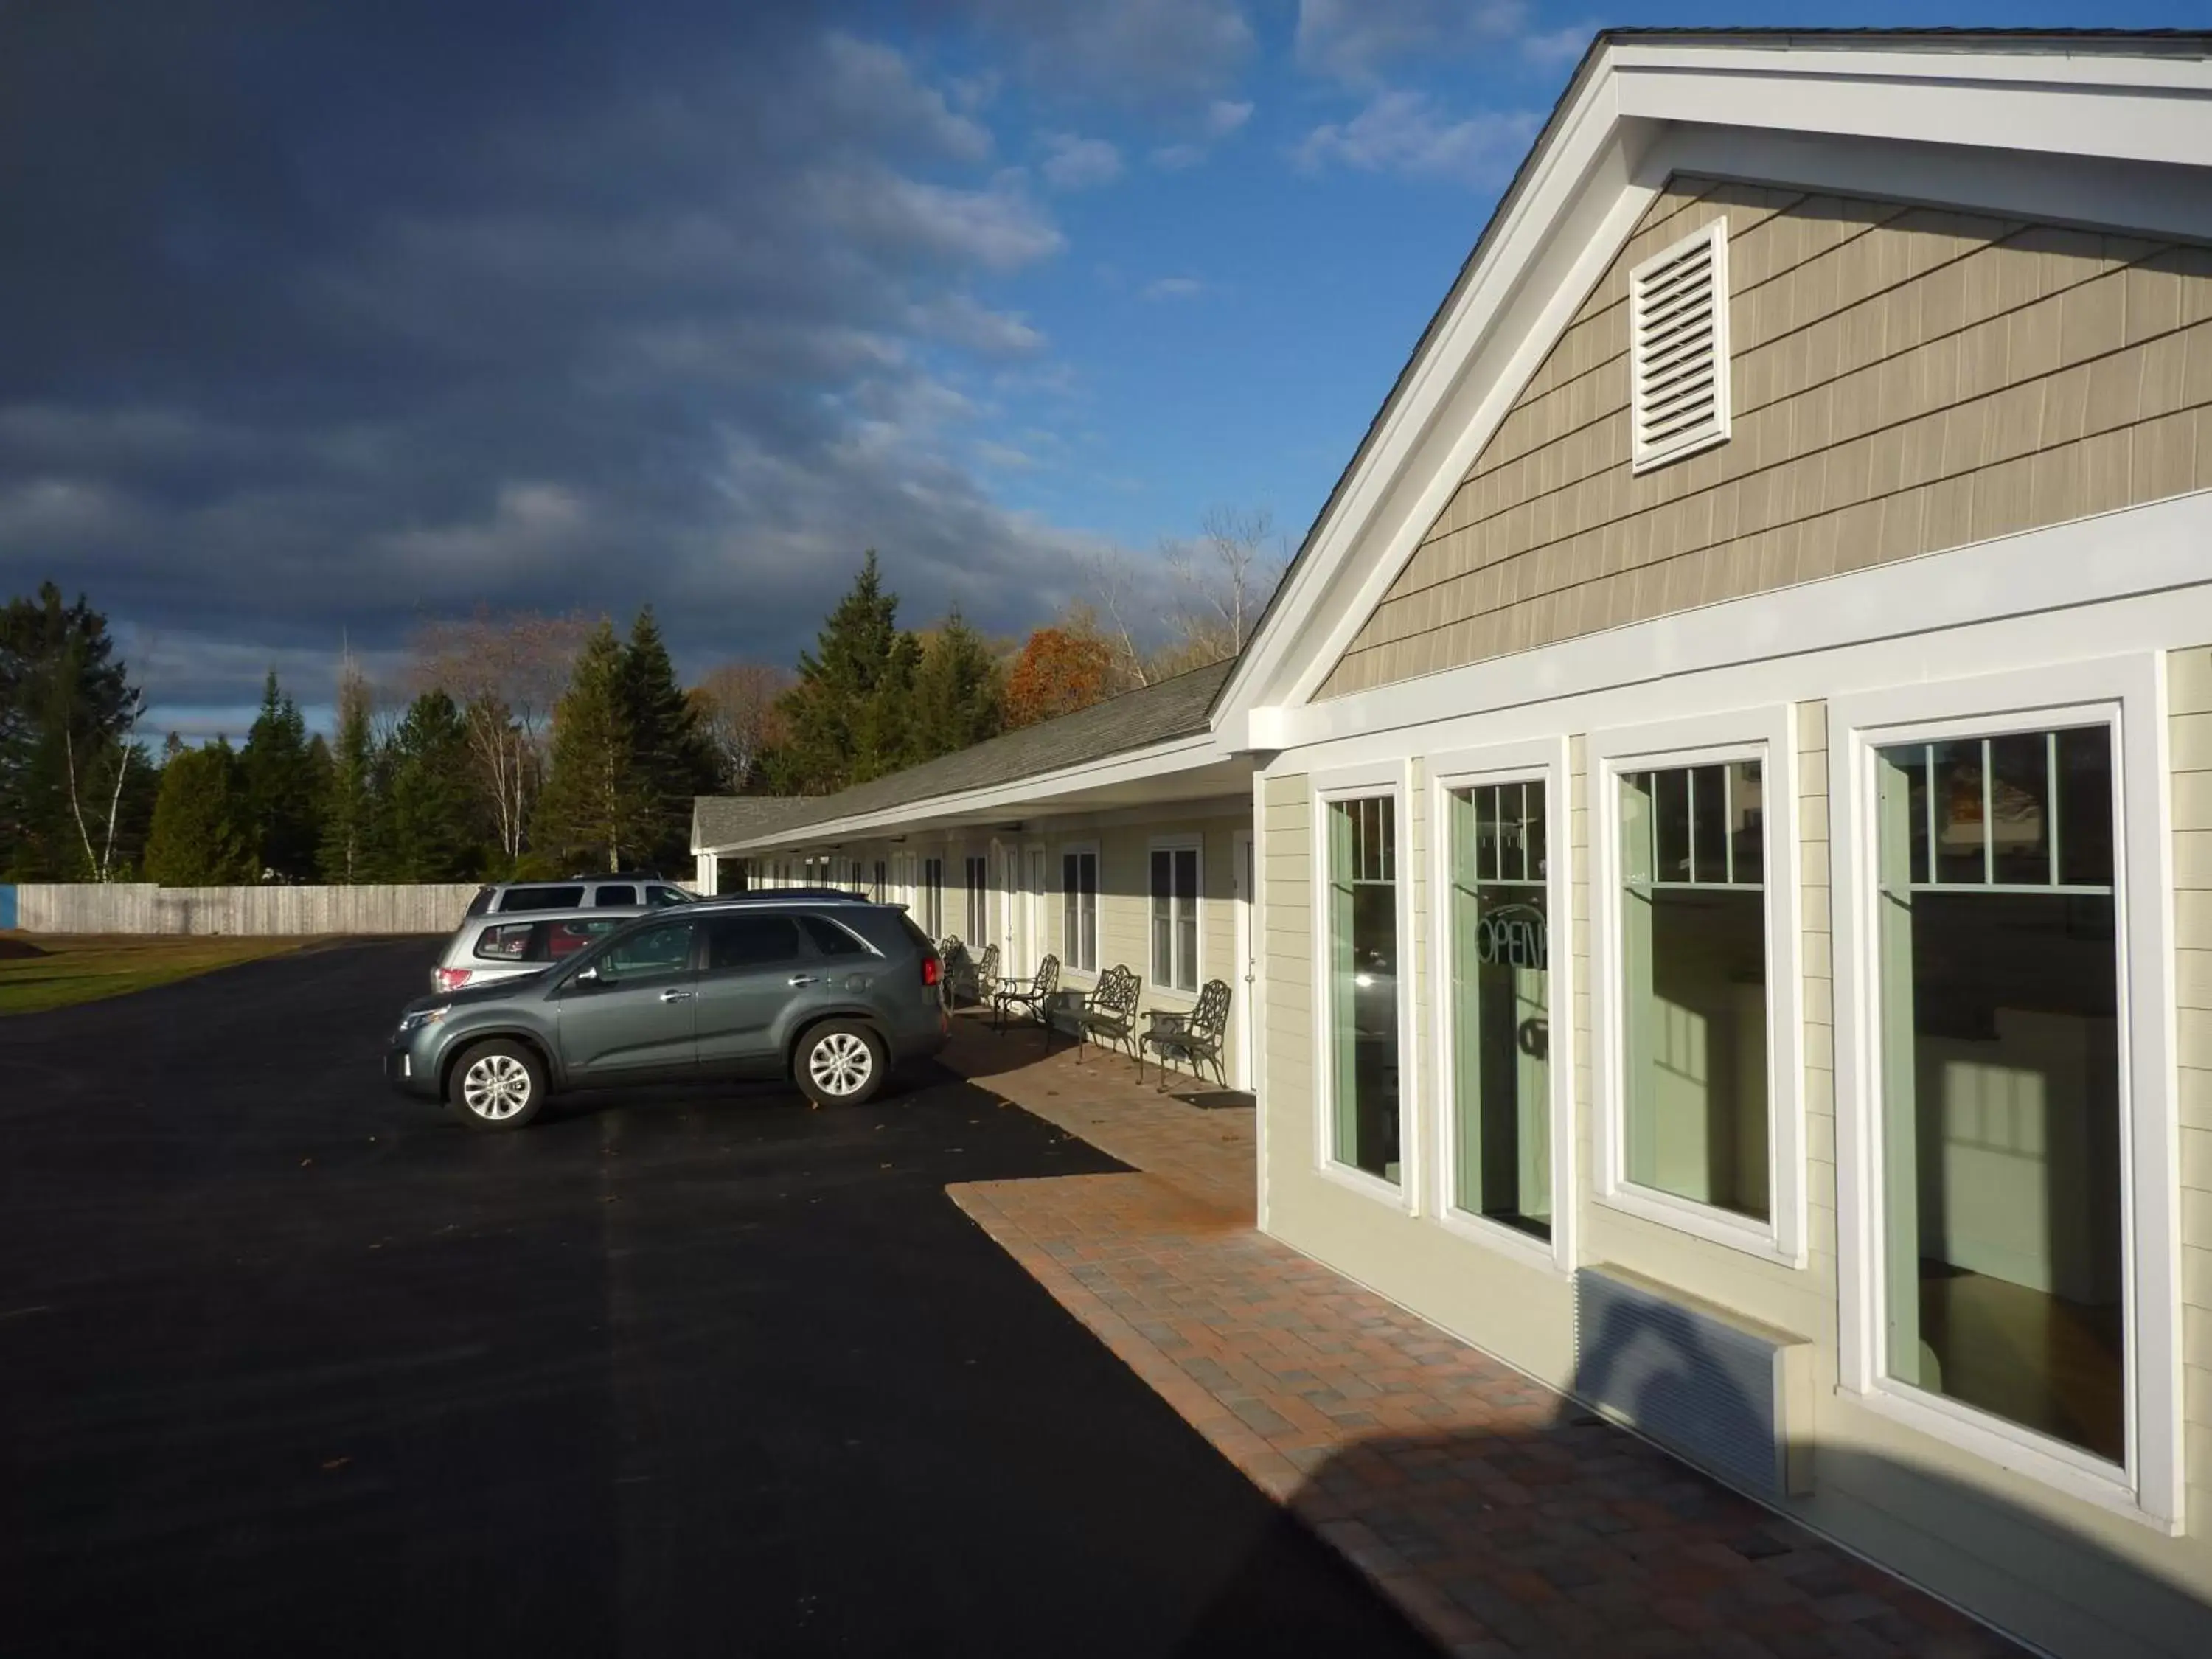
[[594, 885, 638, 907], [466, 886, 495, 917], [474, 921, 539, 961], [474, 917, 622, 962], [500, 886, 585, 911], [894, 914, 936, 956], [648, 885, 690, 907], [801, 914, 869, 957]]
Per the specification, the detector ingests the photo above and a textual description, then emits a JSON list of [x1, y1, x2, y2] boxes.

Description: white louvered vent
[[1628, 219, 1731, 472]]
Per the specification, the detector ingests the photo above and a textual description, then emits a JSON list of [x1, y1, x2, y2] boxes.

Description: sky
[[0, 1, 2195, 738]]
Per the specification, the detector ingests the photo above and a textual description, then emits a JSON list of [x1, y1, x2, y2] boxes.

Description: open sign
[[1477, 903, 1547, 970]]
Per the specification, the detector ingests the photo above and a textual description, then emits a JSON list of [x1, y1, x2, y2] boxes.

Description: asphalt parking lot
[[0, 939, 1436, 1658]]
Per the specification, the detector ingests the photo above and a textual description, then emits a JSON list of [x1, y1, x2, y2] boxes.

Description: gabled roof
[[692, 796, 812, 849], [1209, 27, 2212, 743], [692, 658, 1233, 849]]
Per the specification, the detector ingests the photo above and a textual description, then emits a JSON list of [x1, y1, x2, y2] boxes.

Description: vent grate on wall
[[1629, 218, 1731, 472], [1574, 1263, 1811, 1498]]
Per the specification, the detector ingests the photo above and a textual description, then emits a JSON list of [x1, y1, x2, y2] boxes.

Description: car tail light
[[434, 967, 473, 992], [921, 953, 940, 989]]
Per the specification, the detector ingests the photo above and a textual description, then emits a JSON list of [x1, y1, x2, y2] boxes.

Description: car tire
[[447, 1038, 548, 1130], [793, 1020, 886, 1108]]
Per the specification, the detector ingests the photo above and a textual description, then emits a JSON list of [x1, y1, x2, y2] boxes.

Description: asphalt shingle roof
[[691, 657, 1233, 848]]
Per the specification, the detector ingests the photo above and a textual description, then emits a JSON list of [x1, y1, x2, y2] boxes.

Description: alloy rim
[[808, 1032, 874, 1096], [462, 1053, 532, 1119]]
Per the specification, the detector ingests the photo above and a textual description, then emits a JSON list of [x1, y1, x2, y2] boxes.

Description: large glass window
[[1150, 845, 1200, 992], [1061, 850, 1098, 973], [964, 855, 988, 943], [1328, 796, 1400, 1183], [1449, 780, 1551, 1240], [1619, 760, 1770, 1221], [921, 858, 945, 939], [1875, 726, 2124, 1462]]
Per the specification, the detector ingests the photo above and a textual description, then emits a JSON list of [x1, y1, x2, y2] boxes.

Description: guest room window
[[964, 855, 987, 944], [1060, 848, 1098, 973], [1150, 843, 1200, 992]]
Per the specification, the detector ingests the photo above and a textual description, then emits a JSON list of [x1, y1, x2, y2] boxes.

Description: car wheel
[[448, 1038, 547, 1130], [794, 1020, 886, 1107]]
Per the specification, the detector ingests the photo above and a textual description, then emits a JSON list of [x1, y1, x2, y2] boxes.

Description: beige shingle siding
[[2173, 644, 2212, 1532], [1323, 176, 2212, 699]]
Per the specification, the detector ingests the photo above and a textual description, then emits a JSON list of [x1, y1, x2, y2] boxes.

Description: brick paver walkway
[[937, 1012, 2022, 1659]]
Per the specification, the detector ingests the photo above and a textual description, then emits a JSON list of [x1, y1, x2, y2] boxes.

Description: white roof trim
[[702, 731, 1225, 854], [1212, 33, 2212, 747]]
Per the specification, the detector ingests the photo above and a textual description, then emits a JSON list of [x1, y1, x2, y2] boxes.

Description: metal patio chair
[[1062, 963, 1144, 1062], [1140, 977, 1233, 1088], [992, 953, 1060, 1034]]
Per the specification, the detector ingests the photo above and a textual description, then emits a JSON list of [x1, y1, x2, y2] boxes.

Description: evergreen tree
[[238, 670, 324, 879], [535, 622, 652, 872], [771, 551, 919, 793], [907, 612, 1004, 763], [617, 607, 719, 866], [378, 690, 481, 881], [0, 582, 146, 878], [318, 661, 378, 883], [144, 740, 256, 885]]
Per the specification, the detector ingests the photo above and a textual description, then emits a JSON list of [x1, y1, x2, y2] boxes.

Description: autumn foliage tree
[[1004, 625, 1118, 729]]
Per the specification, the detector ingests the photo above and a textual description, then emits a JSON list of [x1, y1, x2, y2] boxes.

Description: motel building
[[696, 31, 2212, 1655]]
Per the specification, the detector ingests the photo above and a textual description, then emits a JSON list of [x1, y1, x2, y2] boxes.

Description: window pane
[[1653, 768, 1691, 881], [801, 916, 868, 957], [1877, 732, 2124, 1461], [1988, 732, 2053, 886], [1931, 740, 1986, 885], [2056, 726, 2115, 888], [1521, 780, 1547, 881], [1151, 851, 1172, 984], [1329, 797, 1400, 1183], [1450, 785, 1551, 1239], [1691, 765, 1728, 885], [595, 885, 637, 907], [1729, 760, 1764, 886]]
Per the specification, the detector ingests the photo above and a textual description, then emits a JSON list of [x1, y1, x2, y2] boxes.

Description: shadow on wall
[[1179, 1298, 2212, 1658]]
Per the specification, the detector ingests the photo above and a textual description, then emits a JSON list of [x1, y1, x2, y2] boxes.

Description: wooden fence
[[11, 883, 482, 936]]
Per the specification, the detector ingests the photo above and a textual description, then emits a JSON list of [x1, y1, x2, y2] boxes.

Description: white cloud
[[973, 439, 1038, 470], [907, 293, 1046, 357], [951, 0, 1256, 100], [1206, 98, 1254, 136], [1295, 91, 1539, 187], [1039, 132, 1125, 192], [1295, 0, 1531, 83], [821, 32, 994, 162], [1150, 143, 1208, 171], [816, 167, 1065, 271], [1140, 276, 1206, 302]]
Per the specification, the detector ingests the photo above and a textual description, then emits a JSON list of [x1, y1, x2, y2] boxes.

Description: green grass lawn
[[0, 933, 316, 1015]]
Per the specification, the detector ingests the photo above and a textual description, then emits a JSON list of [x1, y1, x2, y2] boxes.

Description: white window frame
[[1147, 834, 1203, 1000], [1060, 841, 1100, 979], [1590, 705, 1805, 1265], [1428, 737, 1577, 1276], [1627, 218, 1731, 473], [1310, 761, 1419, 1212], [1829, 654, 2180, 1531]]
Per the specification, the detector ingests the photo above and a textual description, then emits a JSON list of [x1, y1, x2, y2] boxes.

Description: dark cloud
[[0, 0, 1103, 717]]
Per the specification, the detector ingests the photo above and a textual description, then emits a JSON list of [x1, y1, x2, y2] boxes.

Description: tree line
[[0, 509, 1282, 886]]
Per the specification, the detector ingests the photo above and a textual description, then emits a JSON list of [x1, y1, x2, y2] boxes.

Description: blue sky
[[0, 2, 2197, 736]]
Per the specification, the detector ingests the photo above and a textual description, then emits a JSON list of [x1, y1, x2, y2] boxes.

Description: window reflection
[[1329, 796, 1399, 1183]]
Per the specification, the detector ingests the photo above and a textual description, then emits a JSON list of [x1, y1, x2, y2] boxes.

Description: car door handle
[[787, 974, 821, 987], [660, 988, 695, 1004]]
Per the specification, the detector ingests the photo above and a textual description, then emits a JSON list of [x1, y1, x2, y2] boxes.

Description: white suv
[[464, 876, 693, 917]]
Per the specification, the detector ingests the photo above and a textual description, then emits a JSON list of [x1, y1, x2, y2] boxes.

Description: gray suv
[[386, 900, 950, 1130]]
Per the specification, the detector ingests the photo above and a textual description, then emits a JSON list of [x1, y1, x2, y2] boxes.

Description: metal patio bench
[[1062, 963, 1144, 1062], [992, 953, 1060, 1034], [947, 940, 999, 1007], [1140, 977, 1233, 1088]]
